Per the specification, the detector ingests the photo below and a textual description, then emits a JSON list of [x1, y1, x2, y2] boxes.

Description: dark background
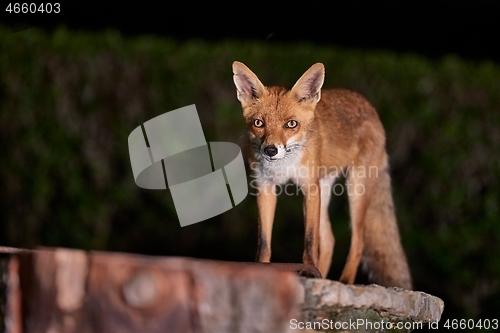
[[3, 0, 500, 62], [1, 1, 499, 332]]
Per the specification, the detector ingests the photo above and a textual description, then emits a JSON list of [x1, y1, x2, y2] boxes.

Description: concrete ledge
[[299, 278, 444, 332]]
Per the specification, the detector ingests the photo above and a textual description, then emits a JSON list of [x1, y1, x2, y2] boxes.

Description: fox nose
[[264, 145, 278, 157]]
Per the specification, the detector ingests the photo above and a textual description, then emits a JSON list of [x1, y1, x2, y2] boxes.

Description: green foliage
[[1, 26, 499, 325]]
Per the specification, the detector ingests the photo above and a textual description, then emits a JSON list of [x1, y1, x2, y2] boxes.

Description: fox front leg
[[301, 180, 321, 271], [255, 182, 277, 262]]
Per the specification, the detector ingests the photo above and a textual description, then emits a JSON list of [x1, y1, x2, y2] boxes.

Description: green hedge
[[1, 26, 499, 324]]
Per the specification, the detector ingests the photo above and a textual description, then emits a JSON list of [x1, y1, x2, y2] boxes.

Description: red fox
[[232, 61, 412, 289]]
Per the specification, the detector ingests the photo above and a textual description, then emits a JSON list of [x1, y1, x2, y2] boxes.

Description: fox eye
[[286, 120, 298, 128], [253, 119, 264, 128]]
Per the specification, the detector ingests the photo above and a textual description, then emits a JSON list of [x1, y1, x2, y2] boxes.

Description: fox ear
[[233, 61, 266, 106], [291, 63, 325, 103]]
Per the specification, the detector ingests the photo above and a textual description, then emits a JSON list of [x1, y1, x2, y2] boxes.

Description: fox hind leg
[[318, 175, 336, 278], [339, 166, 369, 284]]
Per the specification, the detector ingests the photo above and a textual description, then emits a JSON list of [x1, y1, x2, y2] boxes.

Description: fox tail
[[361, 157, 413, 290]]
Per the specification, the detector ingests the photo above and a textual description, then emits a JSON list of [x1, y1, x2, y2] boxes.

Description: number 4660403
[[6, 3, 60, 13]]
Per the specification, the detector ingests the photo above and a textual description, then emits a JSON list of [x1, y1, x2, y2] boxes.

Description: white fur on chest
[[252, 150, 304, 185]]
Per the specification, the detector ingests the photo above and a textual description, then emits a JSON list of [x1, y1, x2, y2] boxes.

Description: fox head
[[232, 61, 325, 162]]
